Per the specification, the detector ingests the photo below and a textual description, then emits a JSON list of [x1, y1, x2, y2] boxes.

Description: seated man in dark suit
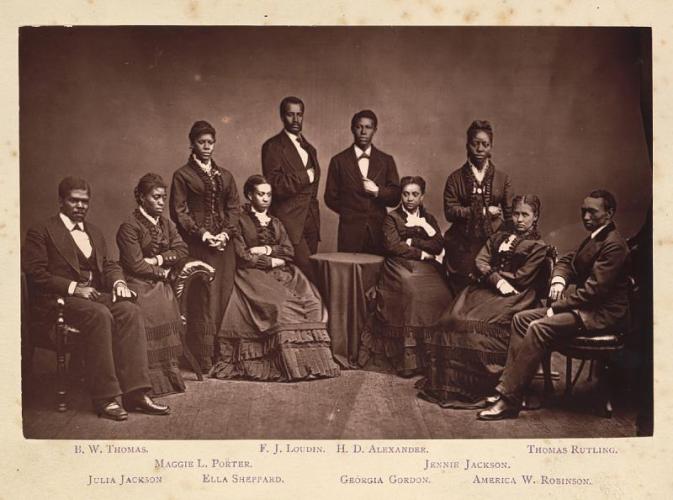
[[478, 189, 630, 420], [22, 177, 170, 421], [324, 109, 401, 254]]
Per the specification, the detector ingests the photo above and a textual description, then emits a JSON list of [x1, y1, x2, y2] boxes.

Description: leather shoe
[[96, 400, 128, 421], [476, 398, 520, 421], [123, 393, 171, 416], [484, 394, 501, 405]]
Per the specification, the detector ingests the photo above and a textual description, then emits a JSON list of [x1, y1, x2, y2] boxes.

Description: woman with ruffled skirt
[[418, 194, 548, 408], [117, 173, 189, 396], [210, 175, 340, 381], [359, 176, 452, 377]]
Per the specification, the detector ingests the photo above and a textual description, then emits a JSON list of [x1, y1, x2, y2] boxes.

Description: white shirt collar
[[250, 205, 271, 225], [59, 212, 82, 231], [591, 223, 610, 239], [402, 205, 420, 218], [284, 129, 299, 141], [138, 205, 159, 225], [192, 153, 212, 172], [354, 144, 372, 157]]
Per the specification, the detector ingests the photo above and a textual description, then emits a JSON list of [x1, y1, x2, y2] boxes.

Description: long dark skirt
[[359, 258, 452, 376], [418, 284, 537, 408], [185, 241, 236, 372], [127, 278, 185, 396], [210, 265, 340, 381]]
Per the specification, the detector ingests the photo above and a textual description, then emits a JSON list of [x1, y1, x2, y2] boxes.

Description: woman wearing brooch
[[418, 195, 548, 408], [210, 175, 340, 382], [170, 120, 240, 372], [443, 120, 512, 294], [358, 176, 452, 377], [116, 173, 189, 395]]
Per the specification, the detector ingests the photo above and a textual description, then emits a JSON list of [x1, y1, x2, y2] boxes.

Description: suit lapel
[[572, 223, 615, 273], [46, 215, 80, 275], [279, 132, 306, 173], [366, 146, 383, 181]]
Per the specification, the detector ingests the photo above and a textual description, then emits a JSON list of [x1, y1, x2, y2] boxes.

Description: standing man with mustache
[[262, 96, 321, 282], [324, 109, 401, 255]]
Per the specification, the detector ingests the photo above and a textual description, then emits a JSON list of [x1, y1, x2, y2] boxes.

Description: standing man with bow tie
[[262, 96, 321, 281], [324, 109, 401, 255], [22, 177, 170, 421]]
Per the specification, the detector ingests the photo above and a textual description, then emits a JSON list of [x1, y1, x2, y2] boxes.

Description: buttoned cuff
[[68, 281, 77, 296], [496, 279, 507, 292], [156, 255, 163, 266], [551, 276, 566, 286]]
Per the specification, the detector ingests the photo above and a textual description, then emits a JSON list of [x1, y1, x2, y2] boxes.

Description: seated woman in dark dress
[[359, 176, 452, 377], [418, 194, 548, 408], [117, 173, 189, 396], [210, 175, 340, 382]]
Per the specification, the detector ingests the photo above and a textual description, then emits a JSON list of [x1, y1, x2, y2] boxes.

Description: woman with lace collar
[[358, 176, 452, 377], [443, 120, 513, 295], [169, 120, 240, 372], [418, 194, 549, 409], [210, 175, 340, 382], [116, 173, 189, 396]]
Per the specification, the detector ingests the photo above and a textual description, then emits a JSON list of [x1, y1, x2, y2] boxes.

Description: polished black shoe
[[476, 398, 520, 421], [96, 400, 128, 421], [123, 393, 171, 416]]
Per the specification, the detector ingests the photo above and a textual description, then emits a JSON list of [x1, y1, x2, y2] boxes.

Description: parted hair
[[243, 174, 270, 200], [134, 173, 167, 205], [400, 175, 426, 194], [58, 176, 90, 199]]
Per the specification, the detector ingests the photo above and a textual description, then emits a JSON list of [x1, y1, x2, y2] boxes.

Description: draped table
[[309, 253, 384, 368]]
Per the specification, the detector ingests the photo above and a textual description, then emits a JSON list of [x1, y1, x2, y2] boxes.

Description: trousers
[[496, 307, 579, 406], [64, 293, 151, 400]]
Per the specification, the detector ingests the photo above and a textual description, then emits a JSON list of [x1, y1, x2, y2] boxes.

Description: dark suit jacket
[[261, 131, 320, 245], [22, 215, 124, 307], [551, 222, 630, 332], [324, 145, 401, 252]]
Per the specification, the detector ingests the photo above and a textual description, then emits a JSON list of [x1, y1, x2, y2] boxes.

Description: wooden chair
[[541, 242, 636, 418], [21, 259, 215, 411]]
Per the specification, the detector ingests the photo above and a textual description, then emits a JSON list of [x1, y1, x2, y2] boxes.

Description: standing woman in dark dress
[[418, 195, 548, 408], [443, 120, 512, 294], [170, 121, 241, 372], [116, 173, 189, 396], [359, 176, 452, 377]]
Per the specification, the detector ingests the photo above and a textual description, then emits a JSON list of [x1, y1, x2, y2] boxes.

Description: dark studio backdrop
[[19, 27, 651, 256]]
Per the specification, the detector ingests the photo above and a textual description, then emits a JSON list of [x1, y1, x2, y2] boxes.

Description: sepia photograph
[[18, 25, 653, 441]]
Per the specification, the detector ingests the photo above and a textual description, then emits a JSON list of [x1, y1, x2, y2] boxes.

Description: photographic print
[[19, 25, 653, 441]]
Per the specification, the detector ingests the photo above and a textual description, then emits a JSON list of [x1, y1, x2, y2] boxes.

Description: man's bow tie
[[72, 223, 84, 232], [358, 153, 370, 160]]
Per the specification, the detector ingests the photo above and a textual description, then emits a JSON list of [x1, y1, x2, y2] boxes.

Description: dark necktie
[[358, 153, 370, 160]]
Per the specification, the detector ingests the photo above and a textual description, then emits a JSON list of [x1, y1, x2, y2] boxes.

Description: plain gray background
[[20, 27, 651, 254]]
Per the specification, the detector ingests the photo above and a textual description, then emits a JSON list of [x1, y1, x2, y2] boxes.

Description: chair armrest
[[170, 259, 216, 302]]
